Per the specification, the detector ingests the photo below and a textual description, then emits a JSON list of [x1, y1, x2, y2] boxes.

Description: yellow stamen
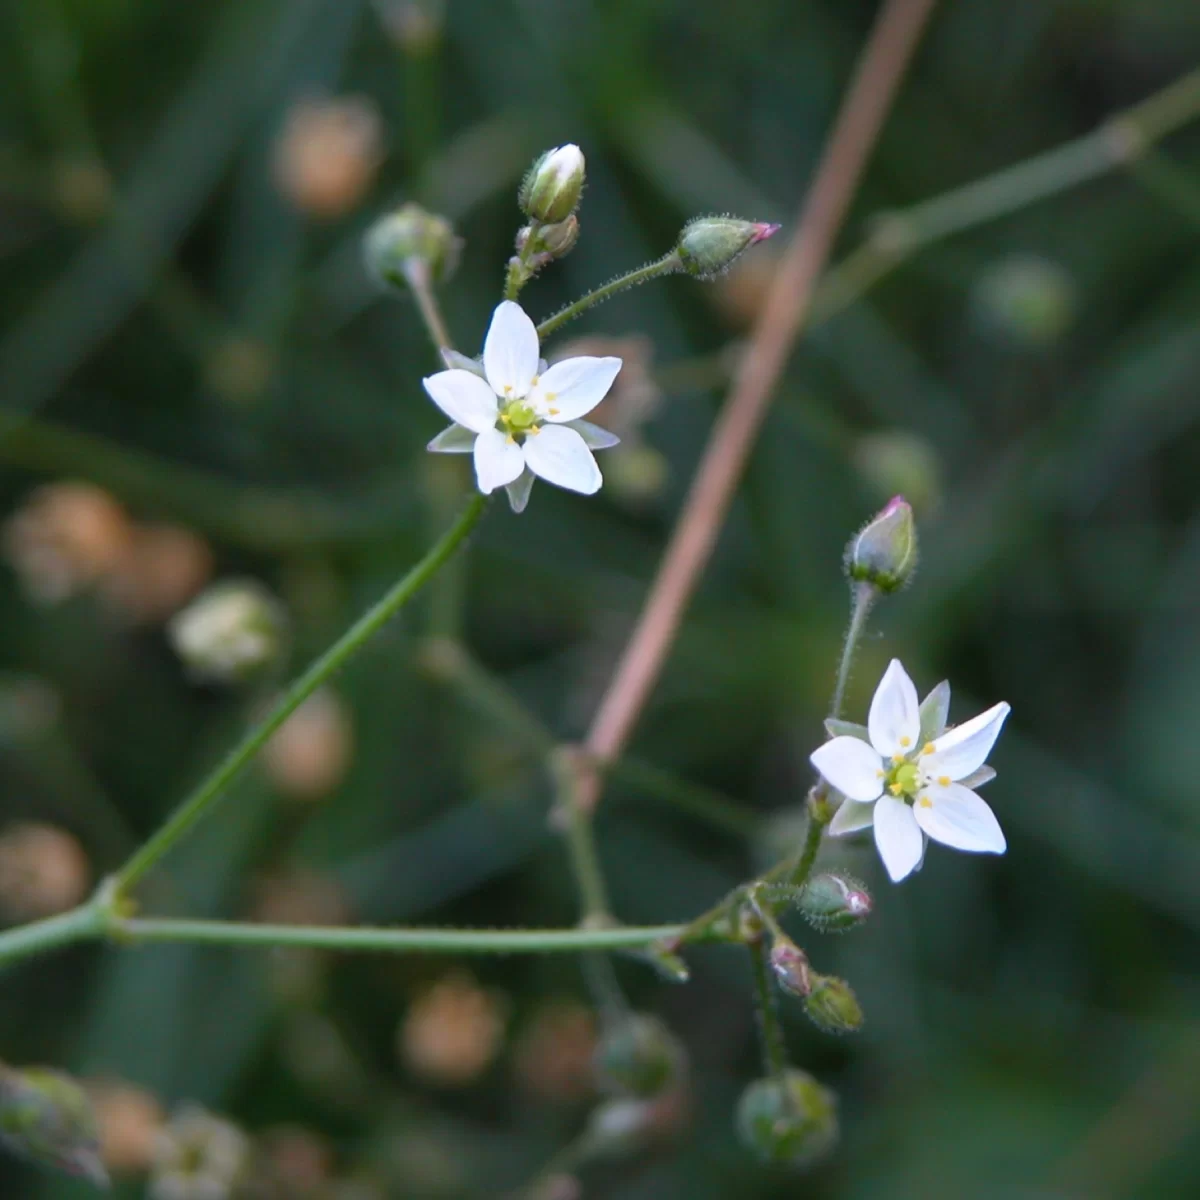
[[922, 742, 935, 755], [891, 754, 905, 766], [545, 392, 557, 402], [889, 783, 903, 796], [918, 795, 933, 808], [875, 770, 885, 779], [503, 384, 513, 394], [505, 434, 516, 445], [899, 736, 911, 748], [937, 775, 950, 787], [549, 407, 560, 415], [531, 375, 539, 387]]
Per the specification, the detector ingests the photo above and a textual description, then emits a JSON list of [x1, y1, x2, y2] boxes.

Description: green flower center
[[499, 399, 541, 436], [883, 758, 920, 801]]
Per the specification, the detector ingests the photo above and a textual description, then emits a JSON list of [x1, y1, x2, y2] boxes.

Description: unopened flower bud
[[168, 579, 286, 683], [0, 1064, 108, 1187], [798, 873, 873, 933], [676, 216, 780, 279], [538, 215, 580, 258], [593, 1015, 685, 1099], [845, 495, 917, 593], [803, 974, 863, 1035], [364, 202, 461, 287], [735, 1070, 837, 1169], [768, 940, 812, 998], [519, 144, 586, 223]]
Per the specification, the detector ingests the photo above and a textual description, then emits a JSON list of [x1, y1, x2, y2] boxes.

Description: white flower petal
[[567, 419, 620, 450], [958, 765, 996, 790], [810, 737, 884, 803], [473, 427, 525, 494], [505, 470, 535, 513], [913, 783, 1005, 854], [522, 424, 602, 494], [423, 370, 498, 434], [873, 796, 924, 882], [483, 300, 539, 399], [829, 798, 876, 836], [427, 424, 476, 453], [926, 701, 1010, 781], [440, 349, 486, 377], [531, 356, 622, 422], [868, 659, 921, 757], [918, 680, 951, 743]]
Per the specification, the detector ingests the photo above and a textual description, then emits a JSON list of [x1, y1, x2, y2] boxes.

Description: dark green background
[[2, 0, 1200, 1196]]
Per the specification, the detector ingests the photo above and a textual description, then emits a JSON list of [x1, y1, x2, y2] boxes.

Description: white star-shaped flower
[[810, 659, 1010, 883], [423, 300, 623, 512]]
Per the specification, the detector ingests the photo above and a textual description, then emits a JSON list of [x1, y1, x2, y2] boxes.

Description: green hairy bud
[[0, 1064, 108, 1188], [519, 144, 586, 223], [803, 973, 864, 1035], [364, 202, 462, 286], [736, 1070, 838, 1169], [798, 873, 873, 933], [675, 215, 780, 279], [845, 495, 917, 593]]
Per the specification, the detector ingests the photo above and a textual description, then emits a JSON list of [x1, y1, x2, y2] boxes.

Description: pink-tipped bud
[[845, 495, 917, 594], [676, 216, 781, 279], [798, 873, 873, 933], [769, 940, 812, 998]]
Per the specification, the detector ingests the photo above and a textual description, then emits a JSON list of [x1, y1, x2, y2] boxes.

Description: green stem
[[785, 801, 829, 890], [553, 753, 611, 922], [403, 260, 453, 353], [831, 581, 876, 721], [748, 938, 788, 1081], [0, 901, 105, 969], [535, 252, 681, 341], [114, 494, 489, 894], [117, 917, 681, 954], [808, 66, 1200, 330], [423, 638, 755, 835]]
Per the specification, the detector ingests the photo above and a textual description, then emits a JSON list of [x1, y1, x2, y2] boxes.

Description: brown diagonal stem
[[577, 0, 939, 811]]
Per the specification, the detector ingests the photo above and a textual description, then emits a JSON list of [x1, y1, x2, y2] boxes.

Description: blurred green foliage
[[2, 0, 1200, 1196]]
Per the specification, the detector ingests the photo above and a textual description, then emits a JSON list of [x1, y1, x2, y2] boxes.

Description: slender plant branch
[[575, 0, 939, 815], [831, 581, 877, 721], [114, 493, 489, 895], [536, 252, 681, 341], [403, 260, 453, 353], [0, 902, 106, 969], [419, 637, 756, 835], [808, 65, 1200, 329], [115, 917, 682, 954], [748, 938, 788, 1081]]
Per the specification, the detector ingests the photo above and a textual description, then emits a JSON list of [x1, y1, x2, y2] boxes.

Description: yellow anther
[[549, 407, 560, 415], [528, 425, 540, 435], [922, 742, 935, 755], [503, 384, 513, 394], [875, 770, 885, 779], [899, 736, 911, 748], [937, 775, 950, 787], [545, 392, 557, 402], [891, 754, 905, 766], [918, 795, 933, 808], [505, 434, 516, 445], [531, 375, 540, 387], [889, 783, 903, 796]]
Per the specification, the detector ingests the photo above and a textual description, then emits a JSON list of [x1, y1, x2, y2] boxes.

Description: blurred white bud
[[168, 580, 286, 683]]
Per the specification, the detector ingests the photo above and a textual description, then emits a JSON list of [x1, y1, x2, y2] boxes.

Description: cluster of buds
[[510, 144, 587, 283], [748, 877, 870, 1036]]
